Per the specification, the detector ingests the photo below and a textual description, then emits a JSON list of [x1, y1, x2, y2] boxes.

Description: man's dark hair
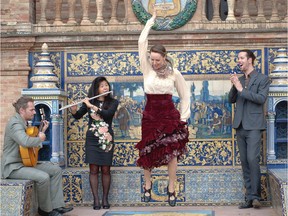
[[13, 96, 34, 113], [240, 49, 256, 65]]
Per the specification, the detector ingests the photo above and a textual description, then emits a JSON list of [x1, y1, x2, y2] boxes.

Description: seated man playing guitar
[[1, 96, 73, 216]]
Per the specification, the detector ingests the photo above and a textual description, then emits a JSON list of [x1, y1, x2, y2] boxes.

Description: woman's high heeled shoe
[[167, 186, 176, 207], [143, 182, 152, 202], [102, 199, 110, 209], [93, 200, 101, 210]]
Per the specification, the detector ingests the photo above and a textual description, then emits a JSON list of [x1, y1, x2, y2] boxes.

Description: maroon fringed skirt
[[135, 94, 189, 170]]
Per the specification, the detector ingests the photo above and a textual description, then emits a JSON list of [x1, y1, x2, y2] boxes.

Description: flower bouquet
[[89, 111, 113, 152]]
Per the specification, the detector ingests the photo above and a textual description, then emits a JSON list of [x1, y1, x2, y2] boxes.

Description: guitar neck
[[38, 108, 46, 132]]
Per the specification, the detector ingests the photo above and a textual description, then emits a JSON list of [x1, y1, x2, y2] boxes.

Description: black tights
[[89, 164, 111, 206]]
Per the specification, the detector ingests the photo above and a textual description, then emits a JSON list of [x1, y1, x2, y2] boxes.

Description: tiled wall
[[29, 47, 281, 205]]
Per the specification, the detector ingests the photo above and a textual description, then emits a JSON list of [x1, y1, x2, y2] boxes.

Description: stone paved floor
[[64, 205, 278, 216]]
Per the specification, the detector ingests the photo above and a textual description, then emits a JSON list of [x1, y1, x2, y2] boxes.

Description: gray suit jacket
[[228, 71, 270, 130], [1, 113, 42, 178]]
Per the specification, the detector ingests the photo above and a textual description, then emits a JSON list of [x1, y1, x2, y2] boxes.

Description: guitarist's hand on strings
[[38, 120, 49, 142]]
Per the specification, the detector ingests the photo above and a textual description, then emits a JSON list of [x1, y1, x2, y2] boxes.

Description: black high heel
[[102, 199, 110, 209], [143, 182, 152, 202], [93, 200, 101, 210], [167, 186, 176, 207]]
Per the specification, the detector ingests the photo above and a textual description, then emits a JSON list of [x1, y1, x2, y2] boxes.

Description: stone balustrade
[[32, 0, 287, 33]]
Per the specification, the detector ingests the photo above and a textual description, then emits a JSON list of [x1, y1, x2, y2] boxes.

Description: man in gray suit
[[228, 50, 270, 209], [1, 97, 73, 216]]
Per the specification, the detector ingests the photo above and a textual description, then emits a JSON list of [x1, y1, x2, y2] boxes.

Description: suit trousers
[[236, 126, 262, 201], [8, 162, 65, 212]]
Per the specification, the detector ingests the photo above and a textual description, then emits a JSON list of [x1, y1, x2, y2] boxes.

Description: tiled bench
[[268, 168, 288, 216], [0, 179, 37, 216]]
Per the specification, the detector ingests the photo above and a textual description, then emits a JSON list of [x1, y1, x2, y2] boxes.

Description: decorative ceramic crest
[[132, 0, 198, 31]]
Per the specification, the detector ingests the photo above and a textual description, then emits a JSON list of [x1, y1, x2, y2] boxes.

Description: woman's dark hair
[[150, 44, 173, 67], [240, 49, 256, 65], [13, 96, 34, 113], [88, 76, 113, 109]]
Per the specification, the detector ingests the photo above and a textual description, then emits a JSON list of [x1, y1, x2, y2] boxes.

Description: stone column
[[202, 0, 208, 21], [126, 0, 139, 23], [59, 115, 65, 166], [53, 0, 63, 25], [226, 0, 236, 21], [267, 110, 276, 160], [81, 0, 92, 25], [123, 0, 128, 23], [39, 0, 48, 24], [95, 0, 105, 24], [212, 0, 221, 21], [50, 114, 60, 164], [256, 0, 266, 21], [270, 0, 279, 21], [241, 0, 250, 21], [109, 0, 120, 24], [67, 0, 77, 24]]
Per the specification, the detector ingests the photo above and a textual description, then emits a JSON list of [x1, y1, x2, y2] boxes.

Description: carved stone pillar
[[226, 0, 236, 21], [53, 0, 63, 25], [123, 0, 128, 23], [212, 0, 221, 21], [81, 0, 92, 25], [202, 0, 208, 21], [241, 0, 250, 21], [270, 0, 279, 21], [51, 114, 61, 164], [126, 0, 139, 23], [267, 111, 276, 160], [59, 116, 65, 165], [256, 0, 266, 22], [95, 0, 105, 24], [67, 0, 77, 24], [39, 0, 48, 24], [109, 0, 120, 24]]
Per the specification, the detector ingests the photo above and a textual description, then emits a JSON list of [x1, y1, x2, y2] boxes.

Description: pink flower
[[99, 126, 108, 134], [104, 133, 112, 142]]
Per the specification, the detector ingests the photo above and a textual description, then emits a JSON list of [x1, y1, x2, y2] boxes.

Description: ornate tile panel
[[66, 49, 262, 76], [0, 179, 36, 216], [180, 140, 233, 166], [62, 173, 83, 204], [61, 167, 269, 206], [66, 52, 140, 77], [67, 140, 234, 168]]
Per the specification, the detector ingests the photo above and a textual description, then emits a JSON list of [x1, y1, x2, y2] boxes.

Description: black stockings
[[89, 164, 100, 206], [89, 164, 111, 206], [101, 165, 111, 206]]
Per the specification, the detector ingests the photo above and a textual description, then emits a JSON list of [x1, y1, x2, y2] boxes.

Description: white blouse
[[138, 17, 191, 121]]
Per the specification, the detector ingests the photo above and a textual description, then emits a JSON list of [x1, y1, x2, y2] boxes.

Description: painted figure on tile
[[135, 8, 190, 207], [1, 96, 73, 216], [228, 49, 271, 209], [208, 112, 222, 135], [70, 77, 119, 210], [115, 100, 131, 138]]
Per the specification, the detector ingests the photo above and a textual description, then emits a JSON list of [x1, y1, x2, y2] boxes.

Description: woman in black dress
[[70, 76, 119, 210]]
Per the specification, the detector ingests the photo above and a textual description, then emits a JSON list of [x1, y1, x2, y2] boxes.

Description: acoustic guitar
[[20, 108, 45, 167]]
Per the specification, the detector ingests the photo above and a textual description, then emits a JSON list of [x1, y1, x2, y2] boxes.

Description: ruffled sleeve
[[174, 69, 191, 121]]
